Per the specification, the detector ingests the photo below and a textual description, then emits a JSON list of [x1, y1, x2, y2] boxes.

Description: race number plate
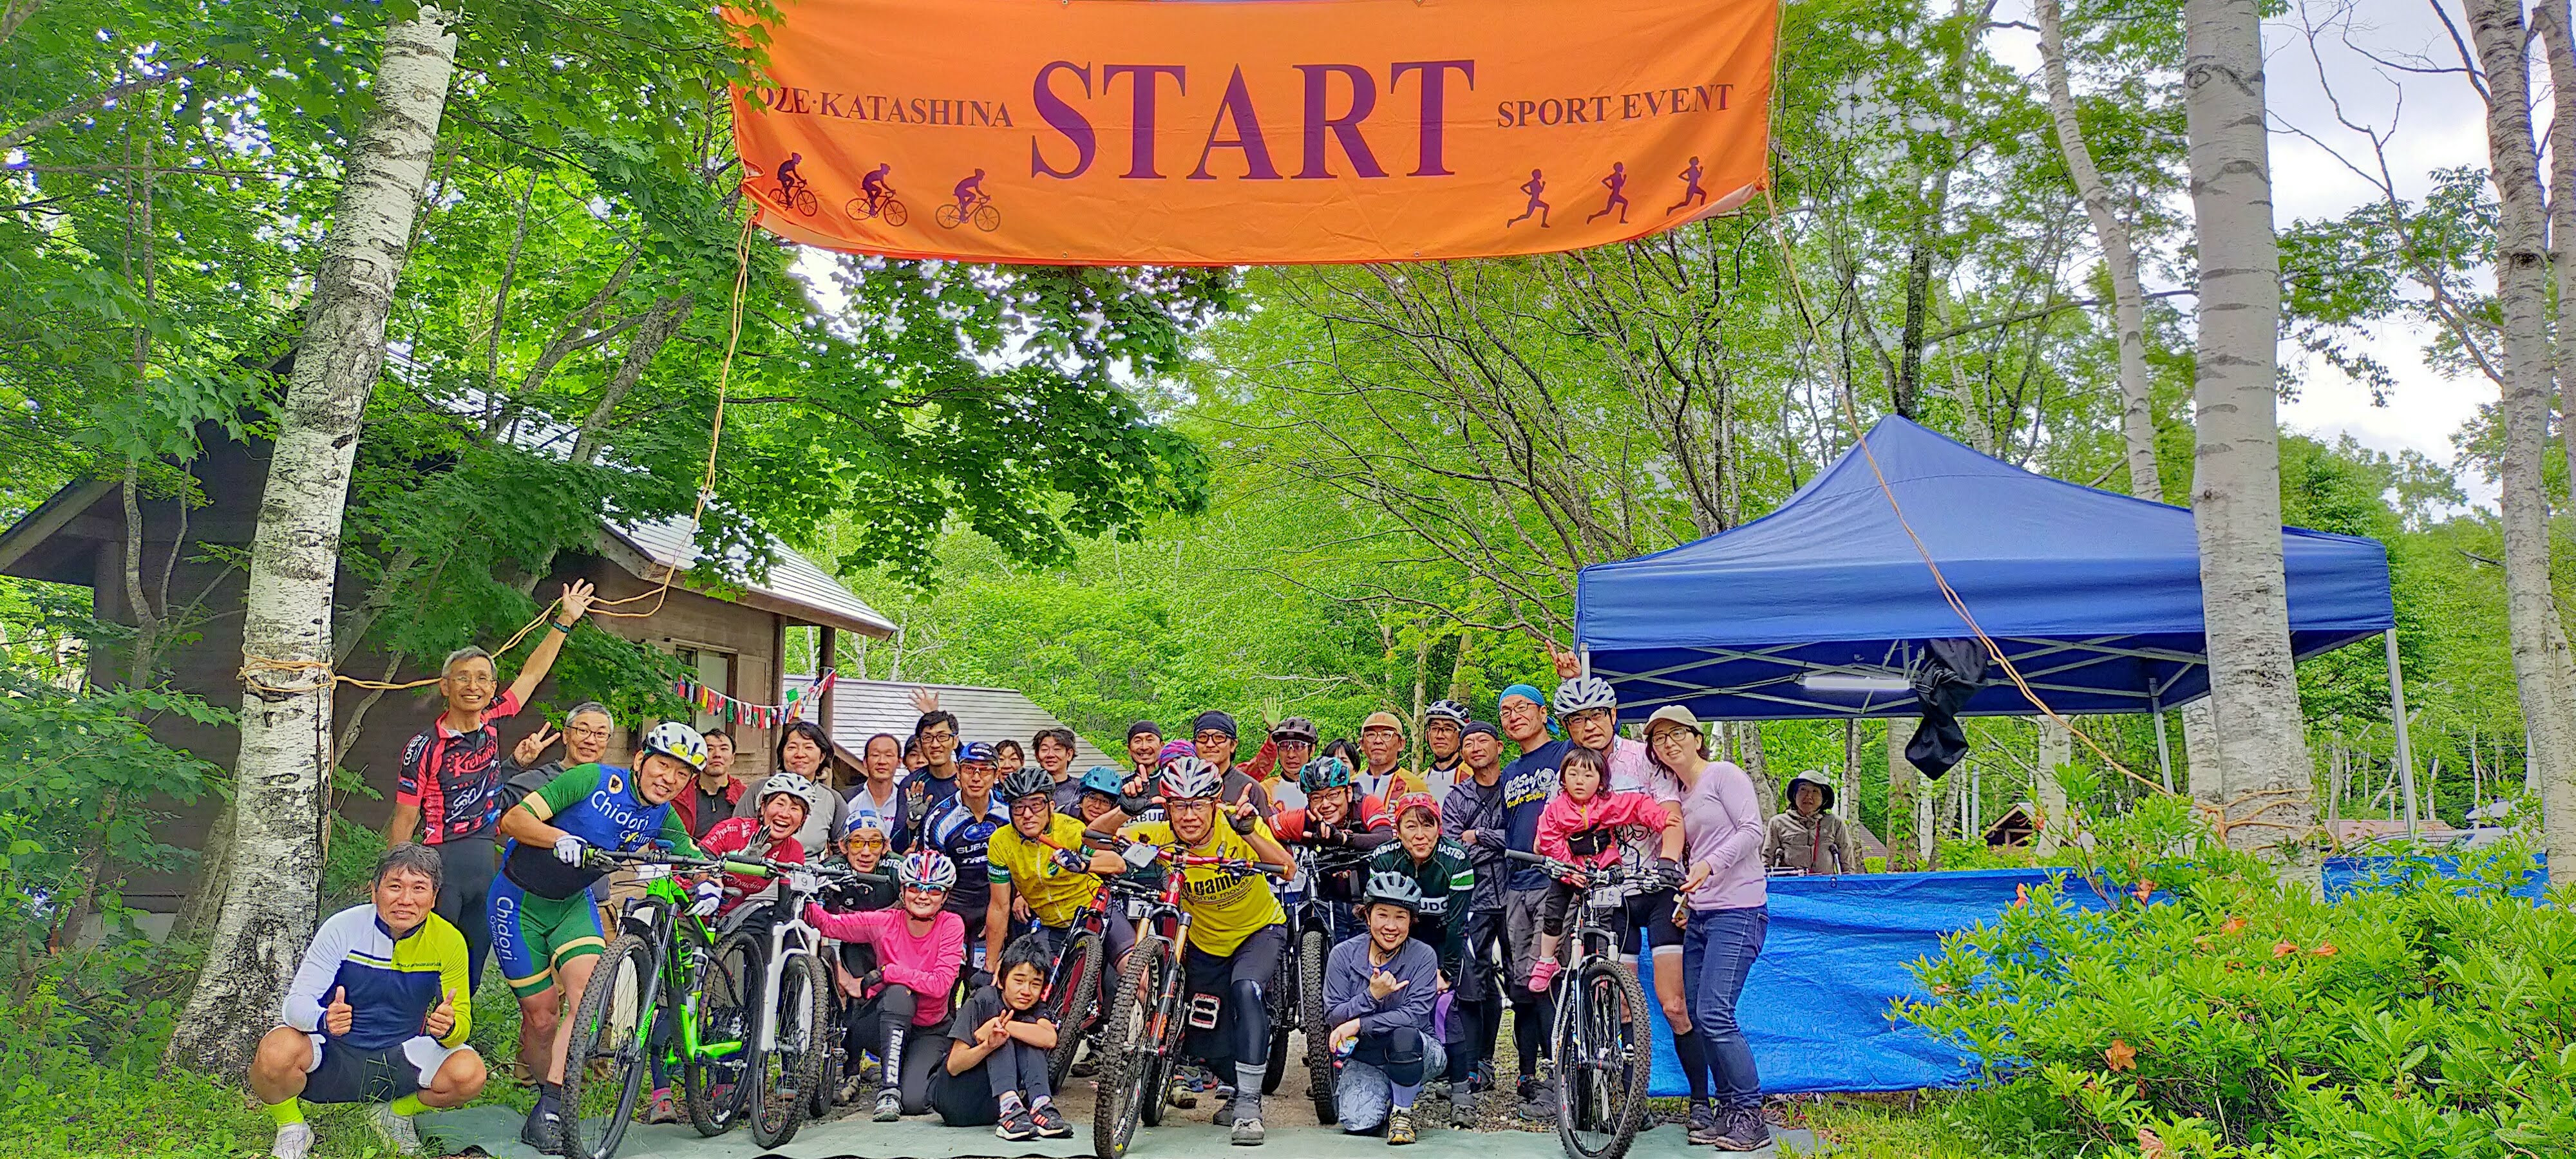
[[1128, 898, 1150, 920], [1589, 885, 1624, 911], [634, 862, 672, 881]]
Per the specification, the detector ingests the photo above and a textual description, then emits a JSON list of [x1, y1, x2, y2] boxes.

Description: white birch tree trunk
[[2036, 719, 2072, 856], [164, 8, 458, 1076], [1885, 719, 1918, 871], [2467, 0, 2576, 886], [2182, 0, 2316, 855]]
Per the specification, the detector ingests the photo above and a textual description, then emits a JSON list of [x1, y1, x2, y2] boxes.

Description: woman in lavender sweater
[[1643, 705, 1770, 1153]]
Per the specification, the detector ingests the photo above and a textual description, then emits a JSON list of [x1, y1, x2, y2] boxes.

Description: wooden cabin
[[0, 432, 895, 920]]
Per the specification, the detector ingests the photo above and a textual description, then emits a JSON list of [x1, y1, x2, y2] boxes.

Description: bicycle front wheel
[[1553, 959, 1651, 1159], [1045, 929, 1105, 1089], [792, 187, 817, 216], [687, 930, 761, 1137], [971, 203, 1000, 232], [562, 934, 656, 1159], [881, 198, 909, 227], [750, 950, 828, 1148], [1300, 925, 1334, 1122], [1094, 934, 1171, 1159]]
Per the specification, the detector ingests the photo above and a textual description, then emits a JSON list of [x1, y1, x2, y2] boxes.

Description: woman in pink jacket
[[1528, 745, 1669, 991], [806, 849, 966, 1122]]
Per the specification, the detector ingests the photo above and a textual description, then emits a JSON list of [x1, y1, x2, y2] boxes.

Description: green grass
[[1792, 1093, 1991, 1158]]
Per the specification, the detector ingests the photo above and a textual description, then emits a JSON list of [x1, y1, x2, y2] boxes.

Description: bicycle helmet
[[1389, 791, 1441, 825], [897, 849, 958, 891], [1363, 869, 1424, 914], [999, 766, 1056, 803], [1298, 755, 1354, 793], [639, 721, 709, 772], [1554, 676, 1619, 715], [1425, 700, 1470, 726], [757, 772, 817, 809], [1159, 755, 1224, 800], [1271, 717, 1320, 745], [959, 740, 998, 766], [1155, 739, 1196, 769], [1079, 765, 1126, 798]]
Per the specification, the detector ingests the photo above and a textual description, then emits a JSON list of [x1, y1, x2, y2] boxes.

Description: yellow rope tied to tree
[[240, 211, 762, 695]]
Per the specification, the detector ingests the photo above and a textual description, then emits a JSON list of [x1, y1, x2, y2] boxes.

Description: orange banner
[[731, 0, 1777, 265]]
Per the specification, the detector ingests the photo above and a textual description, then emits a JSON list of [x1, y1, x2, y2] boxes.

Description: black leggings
[[431, 837, 496, 994], [1180, 925, 1285, 1070], [1454, 909, 1507, 1084], [844, 985, 940, 1113]]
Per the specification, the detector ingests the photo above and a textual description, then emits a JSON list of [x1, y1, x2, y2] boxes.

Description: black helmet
[[999, 766, 1056, 804], [1271, 717, 1320, 745]]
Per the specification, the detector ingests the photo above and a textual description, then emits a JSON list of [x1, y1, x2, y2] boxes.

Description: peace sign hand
[[515, 724, 560, 767]]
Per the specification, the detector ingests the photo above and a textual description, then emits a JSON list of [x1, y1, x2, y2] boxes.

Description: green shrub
[[1900, 843, 2576, 1158]]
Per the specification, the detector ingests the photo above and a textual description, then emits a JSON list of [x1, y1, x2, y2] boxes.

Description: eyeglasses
[[446, 672, 496, 686], [1195, 731, 1233, 744], [1649, 729, 1697, 748], [1499, 702, 1540, 717], [566, 725, 613, 740], [918, 728, 956, 742]]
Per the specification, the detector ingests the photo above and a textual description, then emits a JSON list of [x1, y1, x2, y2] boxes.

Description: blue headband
[[1500, 683, 1548, 711]]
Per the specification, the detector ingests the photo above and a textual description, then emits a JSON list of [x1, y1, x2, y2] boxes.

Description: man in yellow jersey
[[1088, 755, 1296, 1145], [986, 766, 1135, 967]]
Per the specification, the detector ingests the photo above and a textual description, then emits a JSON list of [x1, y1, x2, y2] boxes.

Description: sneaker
[[996, 1107, 1038, 1142], [520, 1099, 566, 1155], [1685, 1102, 1721, 1145], [874, 1089, 904, 1122], [1710, 1106, 1769, 1152], [368, 1103, 423, 1154], [1231, 1113, 1267, 1145], [269, 1122, 315, 1159], [1515, 1076, 1555, 1122], [1166, 1078, 1200, 1109], [1527, 960, 1560, 993], [1387, 1107, 1416, 1145], [645, 1088, 681, 1125], [1032, 1102, 1074, 1138], [837, 1070, 870, 1107]]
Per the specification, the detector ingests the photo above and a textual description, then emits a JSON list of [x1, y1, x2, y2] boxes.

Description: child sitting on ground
[[932, 935, 1072, 1140], [1529, 745, 1669, 991]]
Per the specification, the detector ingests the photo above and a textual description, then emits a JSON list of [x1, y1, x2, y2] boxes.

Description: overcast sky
[[1992, 0, 2505, 507]]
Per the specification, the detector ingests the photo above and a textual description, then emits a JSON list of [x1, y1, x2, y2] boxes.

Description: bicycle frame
[[600, 853, 747, 1072]]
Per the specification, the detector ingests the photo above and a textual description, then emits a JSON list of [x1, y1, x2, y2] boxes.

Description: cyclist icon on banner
[[937, 169, 1001, 232], [846, 162, 909, 226], [775, 153, 819, 217]]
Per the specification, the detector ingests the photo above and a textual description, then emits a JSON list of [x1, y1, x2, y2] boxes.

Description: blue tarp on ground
[[1573, 417, 2395, 721], [1618, 857, 2549, 1095], [1631, 868, 2106, 1095], [2322, 853, 2548, 900]]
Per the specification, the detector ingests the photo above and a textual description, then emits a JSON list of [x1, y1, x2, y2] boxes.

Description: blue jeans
[[1680, 905, 1766, 1108], [1336, 1029, 1446, 1133]]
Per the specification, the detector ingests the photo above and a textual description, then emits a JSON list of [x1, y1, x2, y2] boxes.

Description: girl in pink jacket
[[806, 849, 967, 1120], [1530, 745, 1669, 990]]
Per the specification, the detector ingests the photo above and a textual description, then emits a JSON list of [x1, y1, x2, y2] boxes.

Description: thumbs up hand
[[325, 986, 354, 1037], [424, 986, 458, 1039]]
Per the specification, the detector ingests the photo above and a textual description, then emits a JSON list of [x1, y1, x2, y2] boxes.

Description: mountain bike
[[806, 868, 894, 1119], [1504, 850, 1651, 1159], [1273, 838, 1370, 1122], [844, 191, 908, 226], [1093, 843, 1289, 1159], [1038, 862, 1159, 1088], [705, 858, 853, 1149], [558, 847, 761, 1159]]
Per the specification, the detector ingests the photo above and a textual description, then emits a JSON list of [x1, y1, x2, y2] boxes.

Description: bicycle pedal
[[1186, 994, 1222, 1030]]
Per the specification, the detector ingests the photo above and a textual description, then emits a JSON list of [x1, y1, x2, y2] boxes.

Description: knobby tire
[[750, 950, 828, 1149], [1301, 926, 1334, 1124], [1553, 959, 1651, 1159], [562, 935, 654, 1159], [1094, 935, 1170, 1159], [1046, 930, 1106, 1089], [683, 930, 755, 1136]]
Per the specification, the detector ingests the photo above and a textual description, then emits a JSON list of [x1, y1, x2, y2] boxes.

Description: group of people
[[248, 585, 1781, 1157]]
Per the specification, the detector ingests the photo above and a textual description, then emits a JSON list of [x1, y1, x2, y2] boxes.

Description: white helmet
[[1554, 676, 1619, 715], [758, 772, 816, 810], [1158, 755, 1224, 800], [641, 721, 709, 771], [898, 849, 958, 891]]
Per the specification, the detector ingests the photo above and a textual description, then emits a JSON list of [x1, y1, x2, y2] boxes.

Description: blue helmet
[[1079, 765, 1126, 798], [960, 741, 997, 765], [1298, 755, 1354, 793]]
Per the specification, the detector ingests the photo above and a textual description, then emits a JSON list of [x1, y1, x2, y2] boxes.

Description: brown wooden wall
[[41, 441, 800, 910]]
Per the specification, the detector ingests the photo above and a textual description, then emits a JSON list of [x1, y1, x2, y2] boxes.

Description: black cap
[[1126, 720, 1162, 741], [1461, 720, 1499, 740], [1191, 710, 1238, 740]]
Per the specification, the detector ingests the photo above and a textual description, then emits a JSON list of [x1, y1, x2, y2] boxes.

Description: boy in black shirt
[[933, 936, 1071, 1139]]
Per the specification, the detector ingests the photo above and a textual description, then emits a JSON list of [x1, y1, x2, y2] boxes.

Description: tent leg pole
[[2386, 630, 2419, 838], [2151, 695, 2174, 793]]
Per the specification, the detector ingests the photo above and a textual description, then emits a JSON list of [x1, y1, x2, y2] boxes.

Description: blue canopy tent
[[1573, 416, 2396, 729]]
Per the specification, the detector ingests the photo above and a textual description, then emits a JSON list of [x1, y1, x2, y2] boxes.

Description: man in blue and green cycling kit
[[490, 721, 715, 1154]]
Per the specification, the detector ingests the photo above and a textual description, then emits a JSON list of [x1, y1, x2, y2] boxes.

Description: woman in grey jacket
[[1761, 775, 1863, 874]]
